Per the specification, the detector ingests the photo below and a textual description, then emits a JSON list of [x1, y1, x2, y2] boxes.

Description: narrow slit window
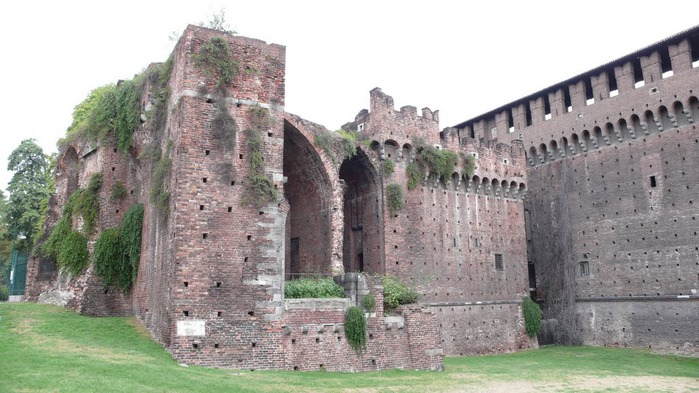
[[650, 175, 657, 188], [580, 261, 590, 276]]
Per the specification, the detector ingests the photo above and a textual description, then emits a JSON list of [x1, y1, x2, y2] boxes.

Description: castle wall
[[346, 89, 535, 355], [455, 29, 699, 354]]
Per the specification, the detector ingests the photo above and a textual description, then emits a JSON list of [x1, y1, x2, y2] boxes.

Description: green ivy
[[110, 181, 127, 201], [241, 109, 278, 207], [193, 36, 239, 88], [416, 145, 459, 184], [406, 162, 420, 190], [76, 173, 103, 235], [344, 306, 367, 351], [314, 131, 336, 163], [337, 129, 357, 160], [149, 145, 172, 216], [382, 275, 418, 314], [284, 277, 345, 298], [93, 204, 144, 292], [522, 297, 543, 337], [385, 183, 403, 217], [384, 158, 394, 177], [57, 230, 89, 276]]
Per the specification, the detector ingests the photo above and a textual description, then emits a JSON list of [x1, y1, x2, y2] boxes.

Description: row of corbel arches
[[369, 139, 413, 160], [527, 97, 698, 166], [447, 173, 526, 200]]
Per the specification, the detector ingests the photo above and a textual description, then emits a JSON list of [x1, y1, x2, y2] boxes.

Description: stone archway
[[283, 117, 343, 279]]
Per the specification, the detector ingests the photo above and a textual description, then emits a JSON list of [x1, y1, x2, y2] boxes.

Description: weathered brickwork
[[454, 25, 699, 354]]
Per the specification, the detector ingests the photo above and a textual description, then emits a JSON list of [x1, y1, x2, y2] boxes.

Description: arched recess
[[593, 126, 604, 147], [630, 114, 643, 136], [672, 101, 689, 127], [644, 110, 659, 134], [560, 136, 570, 157], [402, 143, 412, 160], [471, 175, 480, 193], [528, 146, 538, 166], [452, 172, 461, 191], [571, 133, 580, 154], [501, 180, 509, 197], [616, 119, 630, 141], [549, 140, 558, 160], [283, 120, 335, 279], [658, 105, 672, 130], [339, 148, 382, 274], [688, 96, 699, 123], [582, 130, 593, 151], [539, 143, 549, 163], [384, 139, 399, 159]]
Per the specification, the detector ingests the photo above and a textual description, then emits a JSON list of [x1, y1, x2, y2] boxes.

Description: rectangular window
[[494, 254, 504, 271], [580, 261, 590, 276], [650, 175, 657, 188]]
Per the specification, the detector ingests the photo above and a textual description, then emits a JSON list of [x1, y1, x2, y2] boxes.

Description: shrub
[[522, 297, 543, 337], [361, 293, 376, 312], [344, 306, 367, 351], [76, 173, 103, 234], [284, 277, 345, 299], [382, 275, 418, 313], [0, 284, 8, 301], [385, 183, 403, 217], [337, 129, 357, 159]]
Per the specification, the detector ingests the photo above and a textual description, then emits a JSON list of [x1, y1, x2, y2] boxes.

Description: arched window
[[582, 130, 593, 151], [570, 133, 580, 155], [658, 105, 672, 130], [644, 110, 659, 134], [539, 143, 548, 163], [549, 140, 559, 160], [560, 136, 570, 158], [528, 146, 538, 166], [673, 101, 688, 127]]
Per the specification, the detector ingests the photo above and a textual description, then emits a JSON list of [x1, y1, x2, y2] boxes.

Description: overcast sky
[[0, 1, 696, 192]]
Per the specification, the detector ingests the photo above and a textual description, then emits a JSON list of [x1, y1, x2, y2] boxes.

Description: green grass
[[1, 303, 697, 392]]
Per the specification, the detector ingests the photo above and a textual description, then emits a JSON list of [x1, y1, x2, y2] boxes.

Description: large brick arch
[[283, 114, 344, 276]]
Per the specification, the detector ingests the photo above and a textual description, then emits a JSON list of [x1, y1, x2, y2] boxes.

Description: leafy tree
[[5, 139, 50, 251]]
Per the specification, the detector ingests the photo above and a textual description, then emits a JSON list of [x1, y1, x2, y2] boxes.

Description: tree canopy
[[5, 139, 50, 251]]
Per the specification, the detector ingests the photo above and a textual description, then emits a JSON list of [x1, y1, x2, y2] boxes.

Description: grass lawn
[[1, 302, 697, 392]]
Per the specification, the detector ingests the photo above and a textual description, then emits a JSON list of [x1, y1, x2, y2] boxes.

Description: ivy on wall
[[385, 183, 403, 217], [193, 36, 239, 88], [41, 172, 103, 275], [241, 108, 278, 207], [93, 204, 144, 292], [344, 306, 367, 351], [522, 297, 543, 337]]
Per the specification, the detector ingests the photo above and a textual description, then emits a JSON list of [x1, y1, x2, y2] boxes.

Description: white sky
[[0, 1, 696, 192]]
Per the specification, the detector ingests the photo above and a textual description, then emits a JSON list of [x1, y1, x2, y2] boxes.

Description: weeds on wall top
[[284, 277, 345, 299], [193, 36, 239, 89], [313, 128, 366, 164], [462, 153, 476, 178]]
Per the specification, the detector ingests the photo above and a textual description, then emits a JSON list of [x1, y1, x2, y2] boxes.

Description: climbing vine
[[110, 181, 127, 201], [384, 158, 394, 177], [193, 36, 239, 88], [93, 204, 144, 292], [149, 143, 172, 216], [522, 296, 543, 337], [385, 183, 403, 217], [406, 162, 420, 190], [344, 306, 367, 351], [41, 172, 103, 275], [241, 107, 278, 207]]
